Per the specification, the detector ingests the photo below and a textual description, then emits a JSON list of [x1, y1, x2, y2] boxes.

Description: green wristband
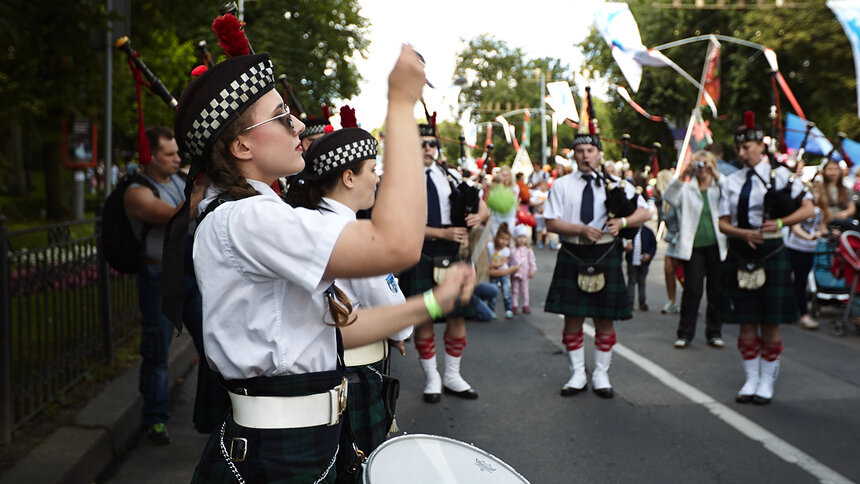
[[423, 289, 443, 320], [777, 218, 783, 230]]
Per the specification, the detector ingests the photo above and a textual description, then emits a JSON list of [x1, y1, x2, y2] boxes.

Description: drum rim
[[363, 433, 529, 482]]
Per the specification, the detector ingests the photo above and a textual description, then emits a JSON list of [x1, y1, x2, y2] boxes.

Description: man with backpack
[[122, 126, 209, 444]]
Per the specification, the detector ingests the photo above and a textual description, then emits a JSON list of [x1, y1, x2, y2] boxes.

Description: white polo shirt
[[193, 179, 350, 379], [320, 198, 412, 342], [543, 170, 647, 227], [719, 159, 809, 227]]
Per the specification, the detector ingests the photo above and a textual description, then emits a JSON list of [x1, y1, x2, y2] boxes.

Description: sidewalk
[[0, 333, 199, 484]]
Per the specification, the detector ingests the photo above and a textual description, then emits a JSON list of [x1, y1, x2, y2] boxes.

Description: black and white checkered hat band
[[185, 59, 274, 158], [734, 129, 764, 145], [573, 134, 601, 149], [313, 138, 378, 177], [301, 123, 329, 140]]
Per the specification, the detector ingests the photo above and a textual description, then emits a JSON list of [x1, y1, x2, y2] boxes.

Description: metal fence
[[0, 214, 141, 444]]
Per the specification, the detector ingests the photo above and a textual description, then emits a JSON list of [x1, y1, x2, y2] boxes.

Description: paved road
[[101, 242, 860, 483]]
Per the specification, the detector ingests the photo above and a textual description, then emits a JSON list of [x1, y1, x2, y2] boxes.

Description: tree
[[579, 0, 858, 168], [452, 35, 570, 166], [0, 0, 111, 216]]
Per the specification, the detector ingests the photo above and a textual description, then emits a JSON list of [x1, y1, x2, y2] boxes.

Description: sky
[[344, 0, 601, 130]]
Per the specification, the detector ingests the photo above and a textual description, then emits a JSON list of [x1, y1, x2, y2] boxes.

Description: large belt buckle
[[331, 376, 348, 426], [229, 437, 248, 462]]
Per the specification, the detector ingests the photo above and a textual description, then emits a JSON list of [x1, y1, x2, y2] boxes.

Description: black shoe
[[146, 423, 171, 445], [443, 386, 479, 400], [639, 304, 649, 311], [560, 384, 587, 397], [751, 395, 771, 405], [736, 394, 753, 404], [592, 387, 614, 399], [423, 393, 441, 403]]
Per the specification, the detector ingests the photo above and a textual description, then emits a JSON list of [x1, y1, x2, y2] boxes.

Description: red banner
[[699, 41, 721, 109]]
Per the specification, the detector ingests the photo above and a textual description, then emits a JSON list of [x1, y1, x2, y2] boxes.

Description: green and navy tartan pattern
[[719, 239, 798, 325], [346, 362, 388, 455], [191, 369, 348, 484], [398, 239, 469, 319], [544, 241, 633, 320]]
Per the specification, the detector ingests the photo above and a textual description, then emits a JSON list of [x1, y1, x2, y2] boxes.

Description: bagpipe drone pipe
[[448, 135, 481, 227], [594, 134, 642, 240], [761, 123, 815, 220]]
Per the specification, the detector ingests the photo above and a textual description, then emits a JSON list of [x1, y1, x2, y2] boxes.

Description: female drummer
[[718, 112, 813, 405], [173, 49, 474, 483], [285, 127, 424, 455]]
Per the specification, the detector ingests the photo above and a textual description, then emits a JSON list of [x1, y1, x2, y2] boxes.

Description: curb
[[0, 333, 198, 484]]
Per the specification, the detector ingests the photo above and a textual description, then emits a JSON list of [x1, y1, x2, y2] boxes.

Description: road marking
[[574, 320, 853, 484]]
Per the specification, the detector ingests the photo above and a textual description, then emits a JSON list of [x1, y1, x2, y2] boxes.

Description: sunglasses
[[421, 140, 439, 148], [242, 103, 294, 134]]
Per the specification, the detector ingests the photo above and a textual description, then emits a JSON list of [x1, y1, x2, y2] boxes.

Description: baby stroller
[[808, 236, 849, 318], [830, 227, 860, 336]]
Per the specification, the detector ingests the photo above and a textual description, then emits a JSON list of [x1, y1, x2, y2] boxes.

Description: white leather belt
[[343, 340, 388, 367], [564, 233, 615, 245], [761, 231, 784, 240], [229, 377, 347, 429]]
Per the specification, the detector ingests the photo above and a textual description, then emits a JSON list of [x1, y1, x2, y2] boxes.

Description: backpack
[[100, 173, 159, 274]]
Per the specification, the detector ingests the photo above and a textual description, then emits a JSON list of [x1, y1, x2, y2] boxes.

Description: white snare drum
[[363, 433, 530, 483]]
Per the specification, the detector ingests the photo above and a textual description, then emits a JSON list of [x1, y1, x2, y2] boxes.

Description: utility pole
[[540, 70, 547, 167]]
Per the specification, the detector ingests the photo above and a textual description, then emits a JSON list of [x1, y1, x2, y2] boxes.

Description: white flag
[[546, 81, 579, 123], [592, 2, 668, 92], [511, 147, 533, 178]]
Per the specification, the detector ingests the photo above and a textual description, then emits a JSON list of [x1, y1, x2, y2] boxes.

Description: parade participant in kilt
[[169, 48, 474, 484], [718, 111, 813, 405], [401, 115, 489, 404], [543, 120, 650, 399], [286, 125, 452, 455], [299, 105, 335, 150]]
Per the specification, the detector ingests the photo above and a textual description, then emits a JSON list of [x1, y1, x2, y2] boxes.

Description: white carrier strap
[[229, 377, 348, 429], [344, 340, 388, 367]]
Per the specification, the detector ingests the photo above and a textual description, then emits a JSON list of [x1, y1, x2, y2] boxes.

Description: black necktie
[[737, 170, 754, 229], [581, 174, 594, 224], [426, 168, 442, 227]]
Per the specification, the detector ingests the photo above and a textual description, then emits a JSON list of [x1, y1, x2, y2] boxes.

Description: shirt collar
[[246, 179, 280, 198], [320, 197, 357, 220]]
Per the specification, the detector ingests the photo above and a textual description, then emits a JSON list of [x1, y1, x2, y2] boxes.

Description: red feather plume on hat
[[429, 112, 437, 128], [212, 14, 250, 58], [340, 105, 357, 128], [744, 110, 755, 129]]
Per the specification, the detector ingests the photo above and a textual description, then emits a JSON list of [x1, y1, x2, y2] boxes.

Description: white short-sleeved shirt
[[194, 179, 350, 380], [543, 170, 648, 227], [320, 198, 412, 342], [719, 159, 810, 227], [785, 206, 823, 253], [487, 242, 511, 271], [426, 163, 452, 226]]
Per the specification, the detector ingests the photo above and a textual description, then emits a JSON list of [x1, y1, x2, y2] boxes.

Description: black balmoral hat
[[734, 110, 765, 146], [174, 53, 275, 165], [305, 128, 378, 179]]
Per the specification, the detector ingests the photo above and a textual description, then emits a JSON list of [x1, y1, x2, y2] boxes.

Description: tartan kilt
[[545, 241, 632, 320], [191, 369, 353, 484], [398, 238, 472, 320], [719, 239, 797, 325], [346, 361, 387, 455]]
